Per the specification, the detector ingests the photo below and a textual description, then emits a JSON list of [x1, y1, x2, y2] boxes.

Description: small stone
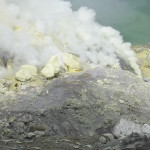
[[102, 133, 114, 141], [99, 136, 107, 144], [103, 79, 109, 84], [97, 80, 104, 85], [99, 133, 114, 144], [33, 147, 40, 150], [104, 147, 112, 150], [119, 100, 124, 104], [16, 141, 22, 144], [2, 122, 9, 128], [10, 147, 18, 150], [26, 132, 36, 139], [39, 109, 46, 116], [98, 110, 105, 116], [86, 145, 93, 149], [72, 145, 80, 149], [8, 117, 16, 123], [21, 114, 33, 123], [46, 90, 49, 95], [142, 124, 150, 133], [34, 131, 45, 138], [3, 128, 11, 134]]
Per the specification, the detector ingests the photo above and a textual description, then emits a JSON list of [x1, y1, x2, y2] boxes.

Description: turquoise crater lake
[[67, 0, 150, 45]]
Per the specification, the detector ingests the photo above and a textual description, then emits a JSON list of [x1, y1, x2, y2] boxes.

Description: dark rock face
[[0, 67, 150, 149]]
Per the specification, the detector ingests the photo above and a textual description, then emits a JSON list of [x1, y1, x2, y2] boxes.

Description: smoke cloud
[[0, 0, 141, 77]]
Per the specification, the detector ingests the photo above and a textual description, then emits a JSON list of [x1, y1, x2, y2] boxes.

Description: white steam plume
[[0, 0, 141, 76]]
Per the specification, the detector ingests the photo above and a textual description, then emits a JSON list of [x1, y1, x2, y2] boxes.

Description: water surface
[[67, 0, 150, 45]]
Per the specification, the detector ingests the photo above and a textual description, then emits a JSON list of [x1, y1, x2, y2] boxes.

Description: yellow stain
[[134, 47, 150, 77], [34, 31, 43, 41], [63, 53, 82, 73], [6, 60, 12, 73], [136, 50, 150, 59], [13, 26, 21, 31], [31, 31, 44, 46]]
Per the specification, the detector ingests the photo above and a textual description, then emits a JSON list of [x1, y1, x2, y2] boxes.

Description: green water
[[67, 0, 150, 45]]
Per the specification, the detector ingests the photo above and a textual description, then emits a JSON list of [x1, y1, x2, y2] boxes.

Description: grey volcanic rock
[[0, 67, 150, 149]]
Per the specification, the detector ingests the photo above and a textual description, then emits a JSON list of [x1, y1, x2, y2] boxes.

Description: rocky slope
[[0, 66, 150, 149], [0, 45, 150, 149]]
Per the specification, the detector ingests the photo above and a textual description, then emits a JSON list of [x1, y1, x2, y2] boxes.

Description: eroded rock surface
[[0, 67, 150, 149]]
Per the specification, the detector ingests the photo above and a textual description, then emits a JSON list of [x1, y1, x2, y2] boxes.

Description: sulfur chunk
[[15, 65, 37, 82], [41, 63, 55, 78], [41, 55, 60, 78], [62, 53, 82, 72]]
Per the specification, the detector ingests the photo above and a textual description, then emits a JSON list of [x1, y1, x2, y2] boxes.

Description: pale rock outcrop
[[15, 65, 37, 82]]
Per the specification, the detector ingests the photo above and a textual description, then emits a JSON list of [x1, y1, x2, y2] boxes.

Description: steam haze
[[0, 0, 141, 77]]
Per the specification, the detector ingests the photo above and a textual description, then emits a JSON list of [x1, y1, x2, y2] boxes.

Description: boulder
[[41, 55, 60, 78], [41, 63, 55, 78], [15, 65, 37, 82], [62, 52, 82, 72], [50, 55, 60, 74]]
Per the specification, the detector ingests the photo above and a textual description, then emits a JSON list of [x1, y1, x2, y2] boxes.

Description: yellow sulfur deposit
[[41, 55, 60, 78], [13, 26, 21, 31], [49, 55, 60, 74], [132, 46, 150, 77], [34, 31, 43, 41], [62, 53, 82, 73], [15, 65, 37, 82], [6, 59, 13, 74], [41, 63, 55, 78], [41, 53, 83, 78]]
